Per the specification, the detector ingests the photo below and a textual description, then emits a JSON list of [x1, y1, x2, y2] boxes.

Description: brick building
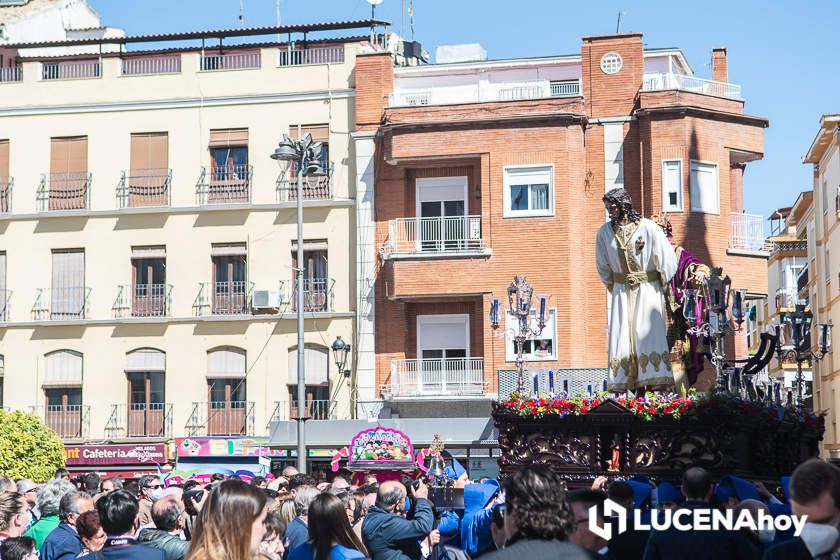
[[352, 33, 770, 439]]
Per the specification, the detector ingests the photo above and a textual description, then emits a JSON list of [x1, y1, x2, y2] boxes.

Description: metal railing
[[641, 72, 742, 100], [117, 169, 171, 208], [276, 162, 334, 202], [0, 289, 11, 322], [0, 66, 22, 83], [32, 287, 91, 320], [30, 404, 90, 438], [105, 403, 173, 438], [390, 358, 485, 396], [797, 265, 810, 295], [193, 281, 254, 316], [0, 177, 12, 213], [775, 288, 802, 311], [37, 172, 91, 211], [121, 55, 181, 76], [389, 79, 581, 107], [730, 213, 765, 251], [185, 401, 255, 436], [549, 79, 581, 97], [42, 60, 100, 80], [270, 400, 335, 422], [384, 215, 484, 255], [200, 51, 261, 71], [196, 165, 252, 205], [112, 284, 172, 318], [278, 46, 345, 66], [770, 240, 807, 253], [286, 278, 335, 313]]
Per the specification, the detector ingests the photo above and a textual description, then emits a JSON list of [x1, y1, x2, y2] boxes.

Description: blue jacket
[[361, 499, 434, 560], [41, 522, 82, 560], [283, 517, 309, 560], [288, 543, 366, 560], [459, 482, 499, 556], [79, 537, 165, 560]]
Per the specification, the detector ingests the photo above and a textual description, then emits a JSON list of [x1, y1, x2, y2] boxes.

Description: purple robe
[[671, 248, 705, 386]]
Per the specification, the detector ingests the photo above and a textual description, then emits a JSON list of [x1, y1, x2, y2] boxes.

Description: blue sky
[[89, 0, 838, 222]]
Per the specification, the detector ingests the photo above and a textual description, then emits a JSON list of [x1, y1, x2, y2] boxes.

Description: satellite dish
[[366, 0, 384, 5]]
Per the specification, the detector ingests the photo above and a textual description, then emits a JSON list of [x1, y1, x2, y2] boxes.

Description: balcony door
[[211, 245, 247, 314], [415, 176, 468, 252], [128, 372, 165, 437], [129, 132, 169, 207], [49, 136, 88, 210], [132, 247, 166, 317], [416, 314, 471, 394], [288, 345, 329, 419], [44, 387, 82, 438], [207, 378, 246, 436], [209, 128, 248, 202], [291, 241, 328, 312], [52, 250, 85, 319]]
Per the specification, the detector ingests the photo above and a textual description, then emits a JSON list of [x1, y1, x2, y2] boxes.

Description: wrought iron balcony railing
[[390, 357, 485, 397], [117, 169, 171, 208], [277, 46, 344, 66], [121, 55, 181, 76], [276, 162, 334, 202], [285, 278, 335, 313], [112, 284, 172, 318], [105, 403, 173, 438], [30, 404, 90, 438], [185, 401, 255, 436], [200, 52, 261, 71], [32, 287, 91, 320], [196, 165, 252, 205], [37, 172, 91, 211], [42, 60, 100, 80], [0, 177, 11, 213], [269, 400, 336, 423], [0, 289, 10, 322], [193, 281, 255, 316]]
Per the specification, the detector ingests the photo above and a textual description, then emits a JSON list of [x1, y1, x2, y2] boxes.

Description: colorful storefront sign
[[350, 427, 414, 463], [175, 437, 286, 458], [64, 444, 167, 466]]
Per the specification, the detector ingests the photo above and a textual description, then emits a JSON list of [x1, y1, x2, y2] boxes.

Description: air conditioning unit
[[252, 289, 281, 310]]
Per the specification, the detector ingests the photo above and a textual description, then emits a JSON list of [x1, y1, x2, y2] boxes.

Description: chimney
[[711, 47, 728, 83]]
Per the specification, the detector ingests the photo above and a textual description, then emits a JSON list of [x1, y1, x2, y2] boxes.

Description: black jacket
[[762, 538, 811, 560], [607, 518, 650, 560], [136, 529, 188, 560], [361, 499, 434, 560], [479, 538, 592, 560]]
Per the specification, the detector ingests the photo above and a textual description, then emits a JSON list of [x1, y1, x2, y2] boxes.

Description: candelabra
[[774, 304, 832, 407], [683, 267, 746, 393], [489, 275, 549, 394]]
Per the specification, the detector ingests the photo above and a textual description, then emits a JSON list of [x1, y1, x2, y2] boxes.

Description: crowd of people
[[0, 459, 838, 560]]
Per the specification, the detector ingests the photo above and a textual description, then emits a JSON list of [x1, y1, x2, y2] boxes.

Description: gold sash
[[612, 270, 660, 290]]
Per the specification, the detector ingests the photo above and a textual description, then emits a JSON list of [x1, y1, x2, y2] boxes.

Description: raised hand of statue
[[691, 265, 710, 288]]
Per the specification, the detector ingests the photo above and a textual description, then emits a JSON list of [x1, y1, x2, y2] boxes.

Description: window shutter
[[289, 124, 329, 143], [51, 137, 87, 175], [287, 346, 329, 385], [210, 243, 247, 256], [207, 347, 246, 379], [0, 140, 8, 178], [690, 161, 719, 214], [130, 132, 168, 172], [209, 129, 248, 147], [125, 348, 166, 372], [44, 350, 83, 387]]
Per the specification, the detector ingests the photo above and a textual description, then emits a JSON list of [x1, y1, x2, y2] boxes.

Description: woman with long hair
[[288, 493, 367, 560], [186, 479, 269, 560]]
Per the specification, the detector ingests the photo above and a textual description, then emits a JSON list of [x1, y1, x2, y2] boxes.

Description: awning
[[266, 417, 498, 448]]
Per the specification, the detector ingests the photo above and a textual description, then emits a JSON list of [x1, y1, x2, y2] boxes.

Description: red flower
[[647, 407, 656, 414], [580, 405, 590, 413]]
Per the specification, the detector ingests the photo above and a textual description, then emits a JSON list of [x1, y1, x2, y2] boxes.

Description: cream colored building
[[806, 114, 840, 458], [0, 23, 381, 445]]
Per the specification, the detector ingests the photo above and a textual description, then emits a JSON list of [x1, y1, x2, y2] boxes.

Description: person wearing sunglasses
[[137, 476, 164, 528]]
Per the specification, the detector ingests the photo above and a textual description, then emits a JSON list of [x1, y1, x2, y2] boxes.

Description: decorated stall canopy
[[332, 427, 439, 473], [175, 437, 285, 458]]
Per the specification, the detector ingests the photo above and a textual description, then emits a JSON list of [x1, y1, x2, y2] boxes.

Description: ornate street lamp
[[270, 126, 325, 473], [489, 275, 549, 394], [331, 336, 351, 378], [775, 304, 832, 407]]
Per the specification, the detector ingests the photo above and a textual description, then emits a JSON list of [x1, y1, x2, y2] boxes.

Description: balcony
[[797, 266, 810, 300], [276, 163, 334, 202], [42, 60, 100, 81], [112, 284, 172, 318], [729, 213, 765, 252], [775, 288, 802, 312], [121, 55, 181, 76], [0, 289, 10, 322], [641, 72, 741, 100], [117, 169, 171, 208], [30, 404, 90, 439], [388, 79, 580, 107], [199, 51, 261, 72], [193, 281, 254, 316], [382, 215, 486, 258], [270, 400, 336, 422], [389, 358, 485, 397], [105, 403, 173, 438], [277, 46, 345, 66], [37, 172, 91, 212], [186, 401, 255, 436], [770, 240, 807, 254], [32, 287, 91, 321], [0, 66, 22, 83], [286, 279, 335, 313], [196, 165, 252, 205], [0, 177, 12, 213]]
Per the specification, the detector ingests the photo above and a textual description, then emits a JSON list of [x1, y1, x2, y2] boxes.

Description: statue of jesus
[[596, 188, 678, 392]]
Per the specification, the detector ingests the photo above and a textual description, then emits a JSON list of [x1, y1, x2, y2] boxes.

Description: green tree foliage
[[0, 409, 65, 482]]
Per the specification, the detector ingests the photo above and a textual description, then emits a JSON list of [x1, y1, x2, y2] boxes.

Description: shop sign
[[175, 437, 286, 458], [64, 444, 167, 466]]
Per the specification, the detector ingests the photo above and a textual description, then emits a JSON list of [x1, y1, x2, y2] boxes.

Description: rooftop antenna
[[615, 10, 627, 33], [366, 0, 384, 46], [239, 0, 245, 26], [408, 0, 414, 40], [276, 0, 281, 42]]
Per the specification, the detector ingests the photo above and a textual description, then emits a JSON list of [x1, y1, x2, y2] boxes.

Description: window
[[42, 349, 84, 438], [288, 345, 330, 419], [291, 240, 328, 311], [661, 160, 683, 211], [289, 125, 330, 175], [49, 136, 88, 210], [51, 250, 85, 319], [505, 309, 557, 362], [504, 165, 553, 217], [125, 348, 166, 437], [208, 129, 249, 202], [128, 132, 169, 207], [211, 244, 247, 314], [206, 377, 247, 436], [823, 179, 829, 215], [689, 160, 720, 214], [131, 246, 166, 317]]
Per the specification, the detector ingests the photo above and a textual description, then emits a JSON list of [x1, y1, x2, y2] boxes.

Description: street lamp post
[[489, 275, 549, 394], [331, 335, 351, 378], [775, 304, 832, 407], [271, 126, 325, 473]]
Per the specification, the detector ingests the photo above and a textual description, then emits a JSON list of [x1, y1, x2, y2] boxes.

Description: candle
[[548, 370, 554, 393], [539, 296, 546, 324], [587, 384, 592, 395], [533, 373, 539, 395], [603, 379, 608, 392], [563, 379, 569, 393]]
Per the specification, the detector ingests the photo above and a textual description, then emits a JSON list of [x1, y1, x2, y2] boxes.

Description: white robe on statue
[[596, 218, 678, 392]]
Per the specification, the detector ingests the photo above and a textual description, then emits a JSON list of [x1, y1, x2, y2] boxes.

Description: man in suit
[[606, 481, 650, 560], [764, 459, 840, 560], [79, 490, 164, 560], [643, 467, 760, 560], [42, 491, 94, 560]]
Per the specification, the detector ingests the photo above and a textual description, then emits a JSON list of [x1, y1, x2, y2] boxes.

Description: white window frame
[[416, 314, 471, 358], [505, 308, 557, 362], [661, 159, 683, 212], [689, 160, 720, 215], [503, 164, 555, 218], [414, 176, 469, 219]]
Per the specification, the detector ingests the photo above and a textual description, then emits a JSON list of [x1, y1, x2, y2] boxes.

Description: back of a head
[[0, 492, 23, 532], [190, 479, 269, 560], [54, 468, 70, 480], [82, 473, 101, 495], [608, 481, 636, 510], [294, 486, 319, 516], [75, 510, 101, 540], [59, 491, 92, 522], [0, 477, 16, 494], [97, 490, 139, 536], [288, 474, 316, 492], [567, 489, 607, 515], [308, 493, 367, 560], [502, 465, 573, 541], [682, 467, 712, 501], [123, 481, 139, 497], [37, 479, 77, 517], [375, 481, 405, 510], [15, 480, 35, 496], [152, 495, 183, 532], [0, 536, 35, 560], [790, 458, 840, 508], [282, 466, 299, 478]]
